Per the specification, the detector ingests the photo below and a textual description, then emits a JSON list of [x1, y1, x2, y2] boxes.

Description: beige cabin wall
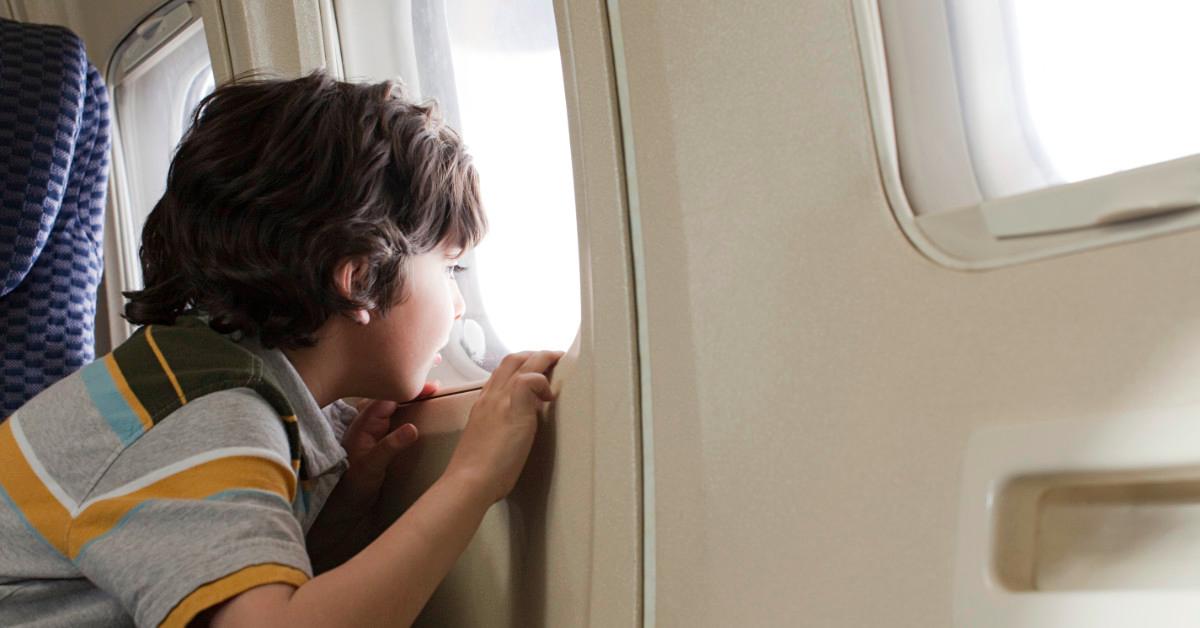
[[8, 0, 161, 72], [201, 0, 336, 82], [613, 1, 1200, 626]]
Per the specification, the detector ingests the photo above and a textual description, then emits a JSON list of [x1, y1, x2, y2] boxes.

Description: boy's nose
[[452, 281, 466, 320]]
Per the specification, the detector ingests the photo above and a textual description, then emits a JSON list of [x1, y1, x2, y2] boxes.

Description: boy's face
[[365, 242, 466, 401]]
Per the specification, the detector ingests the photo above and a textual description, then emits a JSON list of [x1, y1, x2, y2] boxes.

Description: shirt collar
[[238, 336, 350, 478]]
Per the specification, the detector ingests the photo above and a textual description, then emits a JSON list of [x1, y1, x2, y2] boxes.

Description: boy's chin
[[401, 380, 429, 402], [352, 381, 424, 404]]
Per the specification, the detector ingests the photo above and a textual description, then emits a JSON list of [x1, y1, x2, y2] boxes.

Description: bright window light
[[1008, 0, 1200, 183], [445, 1, 580, 352]]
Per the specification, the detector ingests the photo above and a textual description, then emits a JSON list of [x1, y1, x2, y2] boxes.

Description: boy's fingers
[[516, 351, 564, 377], [487, 350, 561, 393], [486, 351, 533, 389], [344, 399, 399, 448], [391, 423, 419, 448], [357, 423, 419, 480], [514, 373, 554, 404]]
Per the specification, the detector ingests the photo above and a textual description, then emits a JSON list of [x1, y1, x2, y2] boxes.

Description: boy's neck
[[279, 323, 355, 408], [281, 346, 337, 408]]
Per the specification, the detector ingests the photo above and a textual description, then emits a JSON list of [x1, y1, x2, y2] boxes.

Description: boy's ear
[[334, 257, 367, 301]]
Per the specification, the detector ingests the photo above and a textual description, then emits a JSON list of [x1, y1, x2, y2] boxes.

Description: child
[[0, 72, 562, 627]]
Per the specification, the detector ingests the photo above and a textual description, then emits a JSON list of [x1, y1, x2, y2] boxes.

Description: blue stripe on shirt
[[80, 360, 144, 446], [73, 489, 292, 563]]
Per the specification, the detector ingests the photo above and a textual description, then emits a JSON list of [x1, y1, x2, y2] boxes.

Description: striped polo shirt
[[0, 317, 352, 626]]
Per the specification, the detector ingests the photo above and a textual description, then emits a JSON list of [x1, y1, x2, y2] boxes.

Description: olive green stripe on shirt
[[109, 321, 307, 479], [148, 324, 260, 399], [109, 328, 185, 423], [149, 325, 307, 479], [144, 323, 309, 479]]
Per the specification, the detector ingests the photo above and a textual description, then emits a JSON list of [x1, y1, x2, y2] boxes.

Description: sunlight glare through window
[[1008, 0, 1200, 182], [445, 2, 580, 352]]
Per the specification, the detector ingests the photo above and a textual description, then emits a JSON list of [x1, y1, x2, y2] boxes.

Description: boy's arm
[[205, 351, 561, 628], [305, 397, 422, 575], [205, 469, 491, 628]]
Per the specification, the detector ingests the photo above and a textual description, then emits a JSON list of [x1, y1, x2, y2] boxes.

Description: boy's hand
[[327, 382, 441, 513], [306, 386, 435, 571], [335, 398, 420, 513], [445, 351, 563, 504]]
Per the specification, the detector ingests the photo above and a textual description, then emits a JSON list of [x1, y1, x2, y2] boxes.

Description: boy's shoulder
[[113, 318, 292, 419], [110, 318, 304, 463], [8, 319, 304, 501], [1, 321, 317, 627], [9, 318, 305, 500]]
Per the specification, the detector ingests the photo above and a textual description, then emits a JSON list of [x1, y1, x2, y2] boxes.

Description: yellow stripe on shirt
[[103, 354, 154, 432], [0, 421, 73, 556], [69, 454, 297, 559], [144, 326, 188, 406], [160, 563, 309, 628]]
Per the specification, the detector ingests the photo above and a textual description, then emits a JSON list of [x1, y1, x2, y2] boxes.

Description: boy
[[0, 72, 561, 627]]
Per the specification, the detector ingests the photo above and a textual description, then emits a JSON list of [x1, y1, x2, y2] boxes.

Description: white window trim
[[109, 1, 198, 86], [103, 0, 205, 347], [855, 0, 1200, 270]]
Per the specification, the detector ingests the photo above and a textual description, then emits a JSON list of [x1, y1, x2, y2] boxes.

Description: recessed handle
[[956, 405, 1200, 627]]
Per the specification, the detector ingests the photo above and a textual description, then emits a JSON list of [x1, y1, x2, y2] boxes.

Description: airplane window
[[110, 1, 214, 289], [857, 0, 1200, 267], [882, 0, 1200, 214], [404, 0, 580, 378]]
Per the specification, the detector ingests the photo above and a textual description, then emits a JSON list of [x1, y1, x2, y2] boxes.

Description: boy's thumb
[[389, 423, 419, 451], [358, 423, 419, 482]]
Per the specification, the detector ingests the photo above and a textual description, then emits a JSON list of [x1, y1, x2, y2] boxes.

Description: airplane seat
[[0, 18, 111, 418]]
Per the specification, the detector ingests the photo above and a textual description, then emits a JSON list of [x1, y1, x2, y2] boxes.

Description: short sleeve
[[71, 389, 312, 627]]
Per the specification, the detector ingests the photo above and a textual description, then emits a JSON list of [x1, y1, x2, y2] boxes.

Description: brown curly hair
[[123, 72, 485, 349]]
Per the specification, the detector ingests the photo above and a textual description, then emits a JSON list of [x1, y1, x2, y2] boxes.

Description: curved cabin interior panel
[[4, 1, 1200, 626]]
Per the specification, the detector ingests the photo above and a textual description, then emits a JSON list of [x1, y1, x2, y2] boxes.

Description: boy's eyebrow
[[446, 247, 465, 259]]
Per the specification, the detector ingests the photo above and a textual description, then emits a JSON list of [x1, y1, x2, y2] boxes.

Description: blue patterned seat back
[[0, 18, 111, 416]]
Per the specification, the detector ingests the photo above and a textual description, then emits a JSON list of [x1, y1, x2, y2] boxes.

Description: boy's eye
[[446, 264, 467, 279]]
